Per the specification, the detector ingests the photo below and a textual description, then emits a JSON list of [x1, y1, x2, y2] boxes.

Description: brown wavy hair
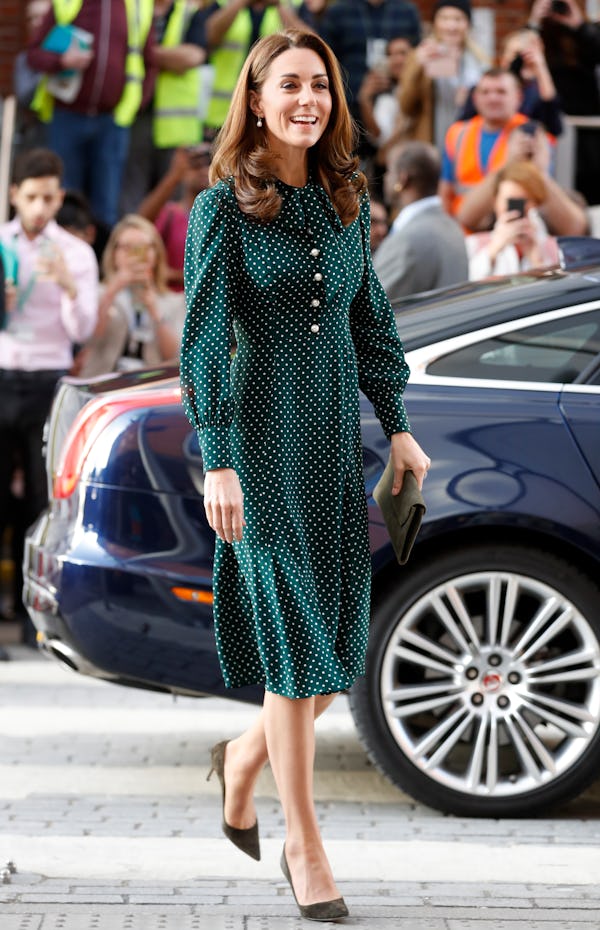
[[209, 30, 367, 226]]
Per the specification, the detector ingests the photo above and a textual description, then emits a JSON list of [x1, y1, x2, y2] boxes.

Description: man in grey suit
[[373, 142, 468, 301]]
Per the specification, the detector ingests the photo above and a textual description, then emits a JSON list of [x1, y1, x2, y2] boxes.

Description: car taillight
[[53, 387, 182, 499]]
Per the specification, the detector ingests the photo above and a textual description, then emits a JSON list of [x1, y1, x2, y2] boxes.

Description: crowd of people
[[0, 0, 599, 638], [9, 0, 598, 283]]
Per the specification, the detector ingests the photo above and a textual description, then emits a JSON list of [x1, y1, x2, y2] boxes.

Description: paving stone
[[444, 908, 600, 921], [0, 919, 44, 930], [448, 924, 600, 930], [429, 897, 534, 908], [33, 917, 237, 930], [5, 657, 600, 928], [19, 895, 126, 904], [532, 898, 600, 909]]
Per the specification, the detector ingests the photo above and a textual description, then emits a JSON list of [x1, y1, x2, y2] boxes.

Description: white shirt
[[391, 196, 442, 235], [0, 218, 99, 371]]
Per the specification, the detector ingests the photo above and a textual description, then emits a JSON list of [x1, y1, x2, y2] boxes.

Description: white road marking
[[0, 764, 402, 803], [1, 835, 594, 883]]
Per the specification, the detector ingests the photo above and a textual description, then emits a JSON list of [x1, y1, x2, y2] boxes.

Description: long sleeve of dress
[[349, 195, 411, 438], [180, 184, 241, 472]]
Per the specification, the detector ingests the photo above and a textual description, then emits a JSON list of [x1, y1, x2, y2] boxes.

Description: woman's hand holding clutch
[[390, 431, 431, 493]]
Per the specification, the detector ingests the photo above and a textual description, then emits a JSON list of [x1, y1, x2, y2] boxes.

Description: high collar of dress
[[272, 175, 343, 234]]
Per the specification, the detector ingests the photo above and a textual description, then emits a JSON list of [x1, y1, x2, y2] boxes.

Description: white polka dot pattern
[[180, 178, 411, 698]]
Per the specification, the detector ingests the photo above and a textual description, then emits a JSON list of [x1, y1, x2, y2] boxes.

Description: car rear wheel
[[350, 544, 600, 817]]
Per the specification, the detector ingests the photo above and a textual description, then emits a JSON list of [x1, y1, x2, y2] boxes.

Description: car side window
[[427, 310, 600, 383]]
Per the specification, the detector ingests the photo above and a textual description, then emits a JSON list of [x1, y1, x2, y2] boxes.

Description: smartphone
[[507, 197, 526, 218], [373, 58, 390, 77], [551, 0, 569, 13], [520, 120, 538, 137], [509, 53, 524, 79], [424, 45, 458, 79], [366, 37, 387, 70]]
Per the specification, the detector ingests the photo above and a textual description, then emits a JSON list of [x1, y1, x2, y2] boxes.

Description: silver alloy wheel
[[381, 571, 600, 797]]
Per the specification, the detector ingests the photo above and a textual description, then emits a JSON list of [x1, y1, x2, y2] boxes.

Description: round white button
[[310, 248, 320, 257], [311, 298, 320, 308], [314, 273, 323, 281], [310, 323, 320, 334]]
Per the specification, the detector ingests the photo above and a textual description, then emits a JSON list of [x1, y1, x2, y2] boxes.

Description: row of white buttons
[[310, 247, 322, 334]]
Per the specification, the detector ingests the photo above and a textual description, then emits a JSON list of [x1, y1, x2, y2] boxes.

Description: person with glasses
[[138, 144, 212, 291], [77, 214, 184, 376]]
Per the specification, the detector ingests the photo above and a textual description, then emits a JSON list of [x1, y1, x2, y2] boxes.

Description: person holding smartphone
[[466, 159, 559, 279], [0, 148, 98, 636], [400, 0, 488, 150], [458, 26, 563, 137], [77, 214, 183, 376]]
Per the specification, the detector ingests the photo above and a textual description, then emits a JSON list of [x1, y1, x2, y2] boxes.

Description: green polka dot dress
[[181, 177, 411, 699]]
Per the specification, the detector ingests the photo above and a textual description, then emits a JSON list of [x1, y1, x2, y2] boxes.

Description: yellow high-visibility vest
[[32, 0, 154, 127], [205, 2, 283, 131], [153, 0, 203, 148]]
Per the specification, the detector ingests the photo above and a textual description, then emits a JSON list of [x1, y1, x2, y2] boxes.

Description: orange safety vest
[[445, 113, 529, 216]]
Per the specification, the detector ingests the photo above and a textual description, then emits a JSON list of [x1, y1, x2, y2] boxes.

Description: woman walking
[[180, 29, 429, 920]]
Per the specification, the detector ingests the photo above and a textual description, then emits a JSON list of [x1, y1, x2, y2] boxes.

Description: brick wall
[[0, 1, 25, 99], [470, 0, 537, 46]]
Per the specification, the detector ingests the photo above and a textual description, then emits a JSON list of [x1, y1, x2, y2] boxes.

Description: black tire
[[350, 544, 600, 817]]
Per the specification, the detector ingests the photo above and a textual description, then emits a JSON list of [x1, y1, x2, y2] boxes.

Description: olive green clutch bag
[[372, 461, 426, 565]]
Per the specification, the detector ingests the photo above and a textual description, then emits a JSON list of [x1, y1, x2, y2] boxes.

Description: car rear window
[[427, 310, 600, 383]]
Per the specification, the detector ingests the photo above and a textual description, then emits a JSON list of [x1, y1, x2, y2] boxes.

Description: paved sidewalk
[[3, 876, 600, 929], [3, 645, 600, 928]]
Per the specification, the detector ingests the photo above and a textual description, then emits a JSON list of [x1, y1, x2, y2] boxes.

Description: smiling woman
[[180, 28, 430, 920], [248, 47, 332, 164], [208, 30, 363, 225]]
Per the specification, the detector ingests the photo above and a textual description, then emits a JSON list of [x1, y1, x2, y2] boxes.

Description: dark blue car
[[25, 255, 600, 818]]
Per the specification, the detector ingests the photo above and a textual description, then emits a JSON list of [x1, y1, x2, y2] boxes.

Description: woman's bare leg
[[223, 692, 336, 831], [263, 691, 341, 905]]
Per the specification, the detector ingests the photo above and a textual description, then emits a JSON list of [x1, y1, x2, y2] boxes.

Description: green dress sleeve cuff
[[199, 425, 234, 472], [378, 395, 412, 439]]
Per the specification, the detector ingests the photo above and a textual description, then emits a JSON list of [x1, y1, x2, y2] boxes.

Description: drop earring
[[257, 117, 263, 128]]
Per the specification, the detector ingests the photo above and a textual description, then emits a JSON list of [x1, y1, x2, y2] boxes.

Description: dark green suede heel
[[207, 740, 260, 861], [280, 846, 349, 922]]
